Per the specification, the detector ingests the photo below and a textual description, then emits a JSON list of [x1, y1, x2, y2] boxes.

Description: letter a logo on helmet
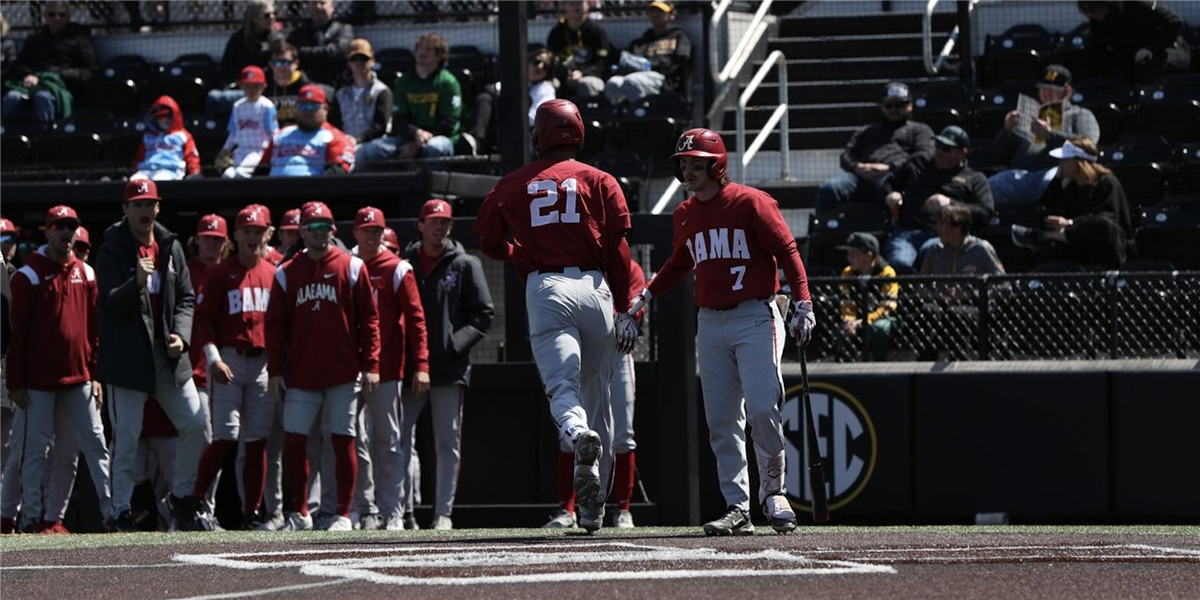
[[671, 128, 728, 183]]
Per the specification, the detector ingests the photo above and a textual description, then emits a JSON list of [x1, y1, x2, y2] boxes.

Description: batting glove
[[629, 288, 651, 317], [615, 312, 639, 354], [790, 300, 815, 346]]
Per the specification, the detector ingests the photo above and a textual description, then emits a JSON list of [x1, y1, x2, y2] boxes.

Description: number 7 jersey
[[647, 182, 811, 309], [474, 157, 631, 279]]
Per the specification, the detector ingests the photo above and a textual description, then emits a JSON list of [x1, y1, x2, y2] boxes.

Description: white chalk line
[[2, 563, 188, 570], [299, 564, 896, 586], [168, 578, 352, 600], [1126, 544, 1200, 557]]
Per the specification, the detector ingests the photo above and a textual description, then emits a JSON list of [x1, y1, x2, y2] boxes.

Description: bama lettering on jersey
[[685, 228, 751, 267], [227, 287, 270, 314]]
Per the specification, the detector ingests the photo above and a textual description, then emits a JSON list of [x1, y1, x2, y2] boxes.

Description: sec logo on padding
[[782, 382, 877, 512]]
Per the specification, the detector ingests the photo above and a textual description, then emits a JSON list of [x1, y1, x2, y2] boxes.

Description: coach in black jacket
[[95, 179, 211, 533], [398, 199, 493, 530]]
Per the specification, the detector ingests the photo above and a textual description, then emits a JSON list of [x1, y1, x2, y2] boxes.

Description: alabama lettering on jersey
[[8, 249, 99, 390], [474, 157, 631, 278], [647, 183, 811, 309], [194, 256, 277, 352], [265, 247, 380, 389], [265, 122, 355, 177]]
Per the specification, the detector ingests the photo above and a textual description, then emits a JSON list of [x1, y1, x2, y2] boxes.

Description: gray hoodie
[[992, 103, 1101, 171]]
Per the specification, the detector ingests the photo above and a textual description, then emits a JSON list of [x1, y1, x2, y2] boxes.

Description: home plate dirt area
[[2, 527, 1199, 600]]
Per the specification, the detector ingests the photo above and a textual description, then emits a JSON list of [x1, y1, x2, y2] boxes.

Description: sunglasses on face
[[348, 56, 370, 63], [935, 143, 957, 151], [46, 12, 68, 18], [260, 11, 276, 18], [271, 58, 296, 68], [298, 102, 322, 112], [529, 59, 547, 68], [303, 222, 333, 233], [882, 101, 908, 109], [48, 222, 78, 232]]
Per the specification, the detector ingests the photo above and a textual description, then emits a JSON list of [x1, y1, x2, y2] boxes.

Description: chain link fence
[[803, 271, 1200, 362]]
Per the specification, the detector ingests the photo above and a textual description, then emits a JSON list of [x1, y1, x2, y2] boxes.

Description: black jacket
[[548, 18, 613, 82], [287, 19, 354, 86], [893, 155, 994, 231], [1045, 172, 1137, 264], [217, 27, 280, 88], [839, 118, 935, 174], [10, 22, 99, 88], [95, 220, 195, 392], [402, 239, 494, 387], [1086, 0, 1191, 82], [0, 260, 11, 358], [625, 24, 692, 93]]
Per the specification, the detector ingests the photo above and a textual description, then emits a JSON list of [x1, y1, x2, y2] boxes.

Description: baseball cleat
[[573, 430, 603, 510], [169, 495, 215, 532], [111, 509, 149, 533], [612, 509, 635, 529], [577, 503, 605, 533], [763, 494, 798, 534], [358, 513, 384, 531], [385, 514, 405, 531], [0, 517, 15, 534], [543, 509, 576, 528], [255, 512, 285, 531], [281, 511, 313, 531], [403, 513, 420, 530], [430, 515, 453, 531], [45, 520, 71, 535], [703, 507, 755, 536], [321, 515, 353, 531]]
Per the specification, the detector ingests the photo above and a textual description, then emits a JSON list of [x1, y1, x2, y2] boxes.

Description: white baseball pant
[[400, 384, 464, 518], [696, 297, 788, 511], [1, 405, 88, 523], [20, 385, 112, 523], [526, 267, 616, 504]]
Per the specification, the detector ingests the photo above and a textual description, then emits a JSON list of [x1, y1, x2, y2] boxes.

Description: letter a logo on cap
[[57, 207, 69, 217], [138, 181, 150, 194], [366, 210, 375, 221], [206, 220, 218, 230], [678, 135, 694, 152]]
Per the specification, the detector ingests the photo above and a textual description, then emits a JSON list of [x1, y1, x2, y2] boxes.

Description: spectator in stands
[[989, 65, 1100, 210], [335, 39, 392, 160], [547, 0, 611, 99], [837, 232, 898, 362], [207, 1, 281, 114], [216, 66, 278, 179], [358, 32, 461, 162], [817, 83, 935, 215], [267, 40, 324, 127], [604, 1, 692, 105], [1, 1, 98, 123], [1077, 1, 1191, 85], [921, 203, 1005, 275], [264, 84, 354, 177], [463, 46, 558, 154], [885, 125, 993, 270], [1, 14, 16, 75], [286, 0, 354, 87], [1011, 137, 1136, 267], [133, 96, 202, 181]]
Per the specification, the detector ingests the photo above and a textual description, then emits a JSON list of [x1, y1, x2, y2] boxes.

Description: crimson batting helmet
[[532, 99, 585, 155], [671, 128, 728, 183]]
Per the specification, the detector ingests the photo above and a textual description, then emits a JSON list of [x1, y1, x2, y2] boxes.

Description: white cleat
[[321, 515, 353, 531], [543, 509, 576, 528], [613, 509, 635, 529], [430, 515, 453, 531], [281, 511, 313, 531]]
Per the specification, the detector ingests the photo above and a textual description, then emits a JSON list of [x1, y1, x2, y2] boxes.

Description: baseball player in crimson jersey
[[188, 215, 227, 430], [546, 258, 646, 529], [275, 209, 301, 263], [475, 98, 638, 533], [72, 226, 91, 262], [265, 202, 381, 531], [96, 179, 213, 533], [8, 206, 113, 533], [630, 128, 816, 536], [188, 205, 281, 529], [351, 206, 430, 530]]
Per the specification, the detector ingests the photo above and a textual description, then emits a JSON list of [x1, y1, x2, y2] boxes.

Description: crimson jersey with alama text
[[646, 183, 812, 309], [8, 249, 98, 390], [358, 248, 429, 382], [474, 157, 631, 280], [265, 247, 380, 389], [193, 256, 277, 352]]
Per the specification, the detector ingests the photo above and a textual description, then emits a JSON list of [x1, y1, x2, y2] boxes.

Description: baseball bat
[[799, 348, 830, 523]]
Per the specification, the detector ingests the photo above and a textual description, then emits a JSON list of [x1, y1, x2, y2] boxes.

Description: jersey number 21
[[528, 178, 581, 227]]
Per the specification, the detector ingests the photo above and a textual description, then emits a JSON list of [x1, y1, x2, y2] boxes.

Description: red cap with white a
[[280, 209, 301, 231], [45, 205, 80, 228], [354, 206, 386, 229], [196, 214, 228, 238], [125, 179, 160, 203], [235, 205, 269, 230], [300, 202, 334, 225], [419, 199, 453, 220]]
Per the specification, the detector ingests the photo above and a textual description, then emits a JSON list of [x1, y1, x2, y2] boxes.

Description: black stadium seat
[[1134, 75, 1200, 143], [1, 134, 33, 167], [1069, 77, 1131, 144], [34, 133, 103, 165], [912, 80, 973, 133], [57, 108, 120, 136], [374, 47, 414, 84], [1099, 135, 1174, 210], [163, 53, 219, 85], [971, 80, 1038, 140], [980, 24, 1054, 88], [149, 76, 207, 121], [102, 54, 157, 88], [82, 78, 140, 117]]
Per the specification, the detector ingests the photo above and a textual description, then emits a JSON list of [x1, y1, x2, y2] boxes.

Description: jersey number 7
[[528, 178, 581, 227]]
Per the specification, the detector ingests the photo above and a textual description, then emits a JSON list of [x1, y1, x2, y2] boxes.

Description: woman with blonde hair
[[1011, 136, 1136, 267]]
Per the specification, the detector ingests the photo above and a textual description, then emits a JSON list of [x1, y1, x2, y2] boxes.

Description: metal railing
[[735, 49, 790, 183], [804, 271, 1200, 362], [922, 0, 977, 75]]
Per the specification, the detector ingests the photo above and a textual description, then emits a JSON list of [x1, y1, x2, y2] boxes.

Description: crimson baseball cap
[[74, 226, 91, 247], [300, 202, 334, 225], [355, 206, 386, 229], [0, 217, 14, 243], [298, 84, 327, 105], [235, 205, 270, 230], [196, 214, 228, 238], [45, 205, 80, 228], [125, 179, 160, 202], [382, 227, 400, 252], [280, 208, 301, 230], [240, 65, 266, 85], [419, 199, 453, 220]]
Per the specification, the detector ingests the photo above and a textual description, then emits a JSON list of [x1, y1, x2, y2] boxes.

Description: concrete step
[[767, 33, 955, 60], [778, 12, 958, 37], [721, 102, 881, 131]]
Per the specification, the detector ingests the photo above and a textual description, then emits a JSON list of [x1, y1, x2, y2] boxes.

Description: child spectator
[[132, 96, 201, 181], [217, 66, 278, 179]]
